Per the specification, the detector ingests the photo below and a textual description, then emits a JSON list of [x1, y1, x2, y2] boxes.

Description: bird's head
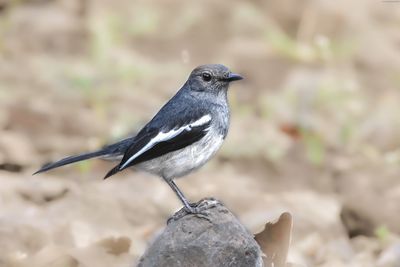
[[187, 64, 243, 95]]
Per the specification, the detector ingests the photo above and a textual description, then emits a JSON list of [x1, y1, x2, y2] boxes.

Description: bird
[[34, 64, 243, 213]]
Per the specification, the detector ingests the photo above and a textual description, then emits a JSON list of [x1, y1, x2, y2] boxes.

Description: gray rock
[[137, 198, 263, 267]]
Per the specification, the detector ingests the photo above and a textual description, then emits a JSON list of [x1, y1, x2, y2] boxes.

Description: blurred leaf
[[114, 65, 146, 83], [266, 26, 355, 63], [375, 225, 390, 241], [69, 75, 95, 91], [339, 122, 354, 145], [90, 16, 115, 64], [265, 27, 303, 61], [391, 72, 400, 88], [258, 96, 271, 119], [384, 149, 400, 165], [255, 212, 293, 267], [128, 9, 159, 37], [76, 161, 93, 174], [301, 130, 325, 165]]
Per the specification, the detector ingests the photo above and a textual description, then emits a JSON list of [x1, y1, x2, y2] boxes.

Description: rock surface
[[137, 198, 263, 267]]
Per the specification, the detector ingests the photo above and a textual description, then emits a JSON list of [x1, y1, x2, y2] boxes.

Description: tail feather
[[34, 137, 135, 176], [33, 150, 108, 175]]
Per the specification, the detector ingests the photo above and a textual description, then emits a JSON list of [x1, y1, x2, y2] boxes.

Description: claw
[[184, 206, 213, 223], [183, 204, 198, 214]]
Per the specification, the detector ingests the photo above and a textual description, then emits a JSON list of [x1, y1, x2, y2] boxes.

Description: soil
[[0, 0, 400, 266]]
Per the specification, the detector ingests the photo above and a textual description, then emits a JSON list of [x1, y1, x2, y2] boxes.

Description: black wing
[[104, 115, 211, 179]]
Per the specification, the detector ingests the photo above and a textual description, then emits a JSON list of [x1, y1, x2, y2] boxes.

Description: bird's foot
[[168, 198, 220, 224], [183, 204, 213, 222]]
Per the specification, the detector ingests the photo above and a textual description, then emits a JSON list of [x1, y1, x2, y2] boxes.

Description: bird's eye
[[202, 72, 212, 82]]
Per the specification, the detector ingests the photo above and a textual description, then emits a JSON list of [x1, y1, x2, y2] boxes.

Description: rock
[[377, 242, 400, 267], [0, 131, 35, 167], [23, 245, 79, 267], [337, 170, 400, 234], [96, 236, 131, 256], [137, 198, 263, 267]]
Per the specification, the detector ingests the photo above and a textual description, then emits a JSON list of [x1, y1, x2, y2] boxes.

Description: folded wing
[[104, 114, 211, 179]]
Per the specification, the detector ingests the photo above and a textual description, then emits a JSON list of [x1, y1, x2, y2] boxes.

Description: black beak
[[226, 73, 243, 82]]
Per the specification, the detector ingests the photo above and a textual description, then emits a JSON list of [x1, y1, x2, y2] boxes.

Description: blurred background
[[0, 0, 400, 266]]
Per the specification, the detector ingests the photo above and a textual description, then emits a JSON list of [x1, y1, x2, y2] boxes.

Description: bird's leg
[[163, 178, 197, 213]]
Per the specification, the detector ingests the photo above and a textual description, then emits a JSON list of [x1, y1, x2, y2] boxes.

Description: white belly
[[136, 131, 224, 179]]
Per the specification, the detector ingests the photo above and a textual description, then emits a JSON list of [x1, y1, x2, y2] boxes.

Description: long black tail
[[33, 137, 134, 175], [33, 149, 109, 175]]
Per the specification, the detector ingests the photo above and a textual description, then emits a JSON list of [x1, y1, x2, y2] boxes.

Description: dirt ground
[[1, 0, 400, 266]]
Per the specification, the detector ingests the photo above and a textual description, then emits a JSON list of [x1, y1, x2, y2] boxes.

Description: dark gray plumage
[[34, 64, 243, 213]]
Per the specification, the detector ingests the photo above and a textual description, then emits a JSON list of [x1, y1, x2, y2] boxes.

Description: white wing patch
[[120, 114, 211, 170], [191, 114, 211, 127]]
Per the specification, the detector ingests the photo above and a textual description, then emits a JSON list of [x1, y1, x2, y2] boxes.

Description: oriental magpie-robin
[[34, 64, 243, 213]]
